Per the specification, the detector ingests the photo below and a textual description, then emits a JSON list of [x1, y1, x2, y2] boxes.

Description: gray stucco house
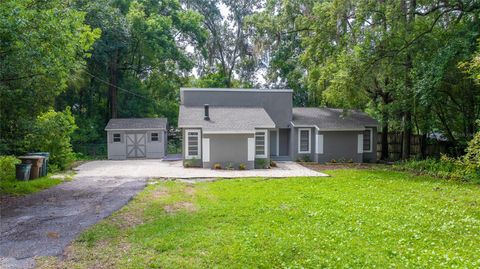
[[178, 88, 378, 169], [105, 118, 167, 159]]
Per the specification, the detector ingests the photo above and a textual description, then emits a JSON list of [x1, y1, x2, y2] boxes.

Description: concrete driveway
[[0, 160, 324, 268], [75, 160, 326, 178]]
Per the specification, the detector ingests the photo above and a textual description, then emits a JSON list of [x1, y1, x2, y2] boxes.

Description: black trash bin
[[28, 152, 49, 177], [16, 163, 32, 181]]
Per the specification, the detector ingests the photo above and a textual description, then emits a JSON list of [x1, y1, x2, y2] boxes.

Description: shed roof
[[178, 106, 275, 133], [105, 118, 167, 131], [292, 108, 378, 130]]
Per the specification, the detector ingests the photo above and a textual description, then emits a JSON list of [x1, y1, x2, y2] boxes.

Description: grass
[[0, 172, 74, 196], [38, 169, 480, 268]]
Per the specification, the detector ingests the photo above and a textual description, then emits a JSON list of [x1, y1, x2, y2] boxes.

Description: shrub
[[330, 159, 337, 163], [255, 159, 270, 169], [0, 156, 20, 181], [461, 130, 480, 181], [25, 107, 77, 170], [184, 158, 200, 168], [213, 163, 222, 170], [270, 160, 277, 167], [225, 162, 234, 170], [238, 163, 246, 170]]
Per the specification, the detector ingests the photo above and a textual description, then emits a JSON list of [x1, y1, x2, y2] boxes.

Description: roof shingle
[[178, 106, 275, 133], [292, 108, 378, 130], [105, 118, 167, 130]]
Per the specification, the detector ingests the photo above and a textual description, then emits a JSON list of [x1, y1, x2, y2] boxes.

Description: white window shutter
[[248, 137, 255, 161], [202, 138, 210, 162], [316, 134, 323, 154], [357, 134, 364, 154]]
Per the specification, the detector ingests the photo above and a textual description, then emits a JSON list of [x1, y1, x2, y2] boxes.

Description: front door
[[126, 133, 146, 158]]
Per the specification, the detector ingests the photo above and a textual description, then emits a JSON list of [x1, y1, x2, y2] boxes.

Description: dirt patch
[[150, 187, 169, 199], [184, 186, 196, 196], [164, 202, 197, 214]]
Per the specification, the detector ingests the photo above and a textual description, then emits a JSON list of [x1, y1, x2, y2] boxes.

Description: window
[[298, 128, 311, 153], [255, 130, 267, 158], [363, 128, 373, 152], [113, 133, 121, 143], [186, 130, 200, 159], [151, 132, 159, 142]]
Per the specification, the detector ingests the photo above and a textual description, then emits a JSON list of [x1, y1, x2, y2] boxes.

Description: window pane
[[151, 133, 159, 141], [363, 130, 371, 151], [188, 132, 199, 156], [300, 130, 309, 152], [255, 132, 265, 156], [113, 133, 121, 142]]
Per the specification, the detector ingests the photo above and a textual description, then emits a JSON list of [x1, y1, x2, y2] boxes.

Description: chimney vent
[[204, 104, 210, 121]]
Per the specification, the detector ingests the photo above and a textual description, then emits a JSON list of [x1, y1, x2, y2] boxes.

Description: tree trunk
[[108, 50, 119, 119]]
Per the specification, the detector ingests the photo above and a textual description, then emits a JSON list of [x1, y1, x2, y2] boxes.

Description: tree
[[0, 0, 100, 154]]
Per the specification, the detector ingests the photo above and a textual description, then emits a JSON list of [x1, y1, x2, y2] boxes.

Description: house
[[105, 118, 167, 159], [178, 88, 378, 169]]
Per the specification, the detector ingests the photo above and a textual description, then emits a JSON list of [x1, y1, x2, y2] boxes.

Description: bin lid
[[18, 156, 45, 160]]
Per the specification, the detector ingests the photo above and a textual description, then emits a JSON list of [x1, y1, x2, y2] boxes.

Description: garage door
[[126, 133, 146, 158]]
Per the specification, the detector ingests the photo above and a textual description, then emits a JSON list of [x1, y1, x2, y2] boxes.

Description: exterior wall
[[203, 133, 255, 169], [269, 130, 277, 157], [316, 131, 363, 163], [145, 130, 166, 159], [107, 130, 166, 160], [291, 127, 316, 162], [181, 89, 292, 128], [107, 131, 127, 160], [362, 126, 378, 163]]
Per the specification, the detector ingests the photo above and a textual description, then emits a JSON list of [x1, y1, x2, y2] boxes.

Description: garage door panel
[[126, 133, 146, 158]]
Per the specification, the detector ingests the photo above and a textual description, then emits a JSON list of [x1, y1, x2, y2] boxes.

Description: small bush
[[225, 162, 234, 170], [255, 159, 270, 169], [330, 159, 337, 163], [213, 163, 222, 170], [238, 163, 246, 170], [270, 160, 277, 167], [0, 156, 20, 181], [184, 158, 200, 168]]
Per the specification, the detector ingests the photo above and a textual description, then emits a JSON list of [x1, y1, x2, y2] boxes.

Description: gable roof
[[105, 118, 167, 131], [178, 106, 275, 133], [292, 107, 378, 130]]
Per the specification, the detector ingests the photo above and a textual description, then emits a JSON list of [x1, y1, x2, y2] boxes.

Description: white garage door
[[126, 133, 146, 158]]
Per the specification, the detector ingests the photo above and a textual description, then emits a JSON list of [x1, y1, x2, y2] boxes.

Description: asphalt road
[[0, 174, 147, 268]]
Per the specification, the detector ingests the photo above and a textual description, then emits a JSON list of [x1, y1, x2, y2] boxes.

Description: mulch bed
[[301, 162, 387, 171]]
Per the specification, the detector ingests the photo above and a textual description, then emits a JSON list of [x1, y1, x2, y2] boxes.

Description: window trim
[[151, 132, 159, 142], [255, 129, 268, 158], [363, 128, 373, 153], [185, 129, 201, 159], [113, 133, 121, 143], [298, 128, 311, 154]]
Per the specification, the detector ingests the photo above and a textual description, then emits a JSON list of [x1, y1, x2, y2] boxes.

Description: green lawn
[[39, 169, 480, 268], [0, 172, 74, 196]]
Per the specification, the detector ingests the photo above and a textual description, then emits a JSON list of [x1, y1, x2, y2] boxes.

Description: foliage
[[269, 160, 277, 167], [238, 163, 246, 170], [26, 108, 78, 170], [0, 0, 100, 154], [225, 162, 234, 170], [461, 129, 480, 181], [39, 171, 480, 268], [184, 158, 200, 168], [255, 158, 270, 169], [213, 163, 222, 170], [0, 156, 20, 181]]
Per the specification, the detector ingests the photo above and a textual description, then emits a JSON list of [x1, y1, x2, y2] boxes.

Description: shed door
[[126, 133, 146, 158]]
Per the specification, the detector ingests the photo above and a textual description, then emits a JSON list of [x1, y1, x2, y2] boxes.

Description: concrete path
[[75, 160, 327, 178], [0, 160, 325, 268]]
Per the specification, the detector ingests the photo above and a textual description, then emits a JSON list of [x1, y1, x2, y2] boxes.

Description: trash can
[[28, 152, 49, 177], [16, 163, 32, 181], [18, 156, 45, 180]]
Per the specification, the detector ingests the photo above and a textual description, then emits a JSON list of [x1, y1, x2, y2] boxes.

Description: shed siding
[[107, 131, 127, 159], [107, 129, 166, 160]]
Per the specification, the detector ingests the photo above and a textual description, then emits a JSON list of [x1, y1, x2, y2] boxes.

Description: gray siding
[[279, 128, 290, 156], [269, 130, 277, 156], [181, 90, 292, 128], [203, 133, 254, 169], [317, 131, 363, 163], [107, 130, 165, 160]]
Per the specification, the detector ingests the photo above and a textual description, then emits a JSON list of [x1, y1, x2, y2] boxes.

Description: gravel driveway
[[0, 160, 324, 268]]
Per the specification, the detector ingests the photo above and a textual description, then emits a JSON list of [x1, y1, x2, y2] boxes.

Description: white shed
[[105, 118, 168, 160]]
